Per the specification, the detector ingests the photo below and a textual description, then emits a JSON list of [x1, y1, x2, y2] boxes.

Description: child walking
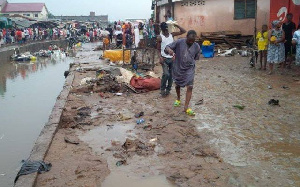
[[256, 25, 268, 70], [292, 24, 300, 66], [267, 20, 286, 75], [103, 35, 110, 53]]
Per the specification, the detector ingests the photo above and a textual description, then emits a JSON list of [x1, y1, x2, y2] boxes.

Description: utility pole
[[254, 0, 258, 45]]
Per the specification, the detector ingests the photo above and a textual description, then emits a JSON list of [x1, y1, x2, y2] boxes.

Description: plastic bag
[[14, 160, 52, 183]]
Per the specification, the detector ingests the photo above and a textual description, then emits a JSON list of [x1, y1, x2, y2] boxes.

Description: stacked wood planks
[[197, 31, 253, 50]]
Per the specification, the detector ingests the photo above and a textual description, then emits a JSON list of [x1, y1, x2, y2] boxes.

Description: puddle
[[79, 123, 136, 154], [101, 172, 174, 187], [79, 123, 175, 187]]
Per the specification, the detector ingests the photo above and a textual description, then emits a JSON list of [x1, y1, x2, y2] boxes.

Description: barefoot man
[[165, 30, 200, 116]]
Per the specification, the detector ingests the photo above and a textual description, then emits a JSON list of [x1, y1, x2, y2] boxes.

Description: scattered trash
[[143, 125, 153, 131], [195, 99, 204, 105], [136, 118, 145, 125], [99, 92, 105, 98], [80, 77, 93, 85], [115, 93, 123, 96], [116, 160, 127, 167], [217, 48, 237, 57], [130, 76, 161, 92], [0, 134, 4, 140], [135, 112, 144, 118], [64, 137, 80, 145], [34, 50, 52, 57], [118, 110, 134, 121], [233, 105, 245, 110], [76, 67, 85, 73], [172, 116, 188, 122], [268, 99, 280, 106], [64, 71, 70, 78], [122, 139, 136, 151], [268, 85, 272, 89], [0, 173, 6, 176], [281, 86, 290, 90], [124, 83, 138, 93], [14, 160, 52, 183], [149, 137, 158, 143]]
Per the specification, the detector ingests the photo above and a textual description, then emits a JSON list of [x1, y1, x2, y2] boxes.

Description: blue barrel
[[201, 43, 215, 58]]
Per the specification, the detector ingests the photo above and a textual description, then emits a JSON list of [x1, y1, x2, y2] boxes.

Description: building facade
[[155, 0, 300, 36], [1, 1, 49, 20], [155, 0, 270, 35], [56, 12, 108, 25], [0, 0, 7, 12]]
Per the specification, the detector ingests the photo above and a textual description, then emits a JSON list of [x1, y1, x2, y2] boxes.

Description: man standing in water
[[157, 22, 186, 96], [165, 30, 200, 116]]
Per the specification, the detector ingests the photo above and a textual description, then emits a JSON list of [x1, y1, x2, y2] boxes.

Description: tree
[[48, 12, 55, 19]]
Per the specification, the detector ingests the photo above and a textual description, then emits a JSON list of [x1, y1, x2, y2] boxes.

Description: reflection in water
[[0, 58, 66, 97], [0, 57, 73, 186]]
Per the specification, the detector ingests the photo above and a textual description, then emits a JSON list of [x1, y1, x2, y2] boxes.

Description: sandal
[[174, 100, 181, 107], [186, 108, 196, 116]]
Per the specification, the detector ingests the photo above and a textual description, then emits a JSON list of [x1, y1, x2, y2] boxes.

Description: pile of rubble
[[198, 31, 253, 50]]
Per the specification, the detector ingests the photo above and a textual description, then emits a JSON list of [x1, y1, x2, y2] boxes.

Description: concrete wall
[[57, 15, 109, 23], [0, 40, 68, 63], [169, 0, 270, 35]]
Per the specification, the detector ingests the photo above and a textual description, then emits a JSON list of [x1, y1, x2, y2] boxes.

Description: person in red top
[[16, 29, 22, 43], [28, 28, 32, 40], [2, 29, 6, 44]]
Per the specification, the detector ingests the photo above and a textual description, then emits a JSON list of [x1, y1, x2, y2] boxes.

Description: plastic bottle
[[136, 119, 145, 125]]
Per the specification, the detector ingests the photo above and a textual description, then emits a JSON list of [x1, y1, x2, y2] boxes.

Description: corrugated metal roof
[[2, 3, 45, 13]]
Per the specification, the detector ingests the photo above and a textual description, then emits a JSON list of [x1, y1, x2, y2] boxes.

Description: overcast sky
[[9, 0, 153, 21]]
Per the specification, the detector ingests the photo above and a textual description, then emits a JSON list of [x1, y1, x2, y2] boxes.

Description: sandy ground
[[36, 43, 300, 187]]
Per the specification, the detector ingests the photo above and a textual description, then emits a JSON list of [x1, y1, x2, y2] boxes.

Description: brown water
[[0, 57, 73, 186], [79, 123, 175, 187]]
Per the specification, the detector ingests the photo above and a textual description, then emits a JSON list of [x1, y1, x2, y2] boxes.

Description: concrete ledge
[[14, 72, 75, 187]]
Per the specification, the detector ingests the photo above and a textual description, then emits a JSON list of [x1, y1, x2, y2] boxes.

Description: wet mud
[[36, 43, 300, 187]]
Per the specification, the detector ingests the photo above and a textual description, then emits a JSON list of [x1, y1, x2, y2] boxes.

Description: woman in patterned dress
[[292, 24, 300, 66], [267, 20, 286, 74]]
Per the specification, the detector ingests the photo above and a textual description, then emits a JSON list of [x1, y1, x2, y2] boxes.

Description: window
[[35, 14, 39, 18], [234, 0, 256, 19]]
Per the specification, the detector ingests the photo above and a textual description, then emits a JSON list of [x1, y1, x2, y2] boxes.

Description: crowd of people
[[256, 13, 300, 74], [102, 18, 158, 51], [0, 27, 78, 47]]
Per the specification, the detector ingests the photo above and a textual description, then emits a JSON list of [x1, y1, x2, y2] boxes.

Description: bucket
[[201, 43, 215, 58]]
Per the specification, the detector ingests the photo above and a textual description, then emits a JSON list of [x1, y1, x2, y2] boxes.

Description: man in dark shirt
[[10, 29, 15, 43], [282, 13, 296, 68], [105, 25, 113, 43]]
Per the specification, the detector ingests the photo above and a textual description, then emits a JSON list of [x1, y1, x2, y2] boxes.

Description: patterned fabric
[[292, 30, 300, 66], [272, 20, 281, 28], [267, 29, 285, 64]]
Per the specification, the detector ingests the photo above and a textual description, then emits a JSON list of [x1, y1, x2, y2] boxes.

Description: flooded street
[[35, 43, 300, 187], [0, 57, 73, 186]]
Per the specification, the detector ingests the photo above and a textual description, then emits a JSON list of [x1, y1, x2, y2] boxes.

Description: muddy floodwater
[[0, 57, 73, 186], [33, 43, 300, 187]]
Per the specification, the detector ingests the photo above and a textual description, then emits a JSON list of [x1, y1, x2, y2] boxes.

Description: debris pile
[[199, 31, 253, 50]]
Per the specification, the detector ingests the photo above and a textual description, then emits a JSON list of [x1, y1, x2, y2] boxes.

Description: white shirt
[[160, 33, 174, 58]]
